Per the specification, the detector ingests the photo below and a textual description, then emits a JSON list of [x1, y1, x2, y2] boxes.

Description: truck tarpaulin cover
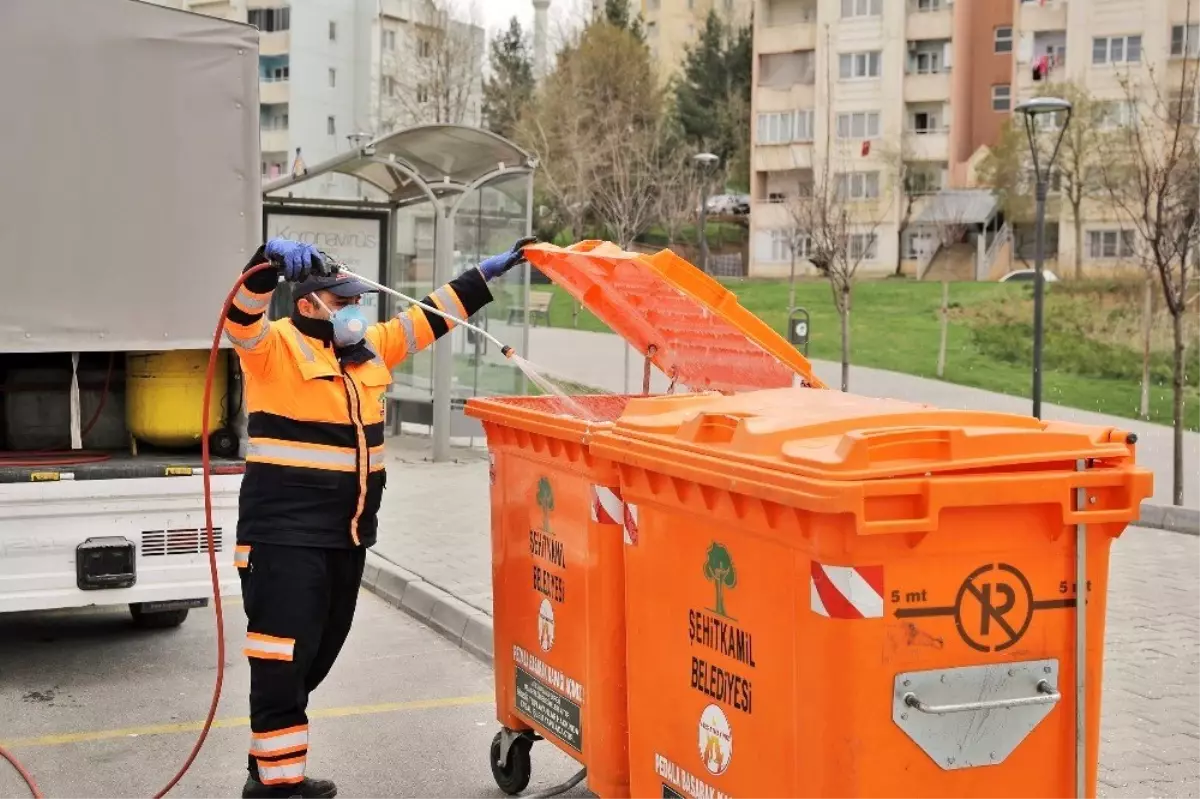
[[0, 0, 261, 353]]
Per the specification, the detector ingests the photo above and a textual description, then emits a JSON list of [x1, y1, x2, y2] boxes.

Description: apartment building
[[172, 0, 483, 191], [748, 0, 1022, 279], [1004, 0, 1197, 275], [642, 0, 754, 80]]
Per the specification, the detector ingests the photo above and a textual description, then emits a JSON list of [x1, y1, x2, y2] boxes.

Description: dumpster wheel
[[490, 729, 534, 795], [490, 729, 588, 798]]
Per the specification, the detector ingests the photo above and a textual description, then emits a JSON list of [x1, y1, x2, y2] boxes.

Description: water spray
[[333, 266, 516, 359]]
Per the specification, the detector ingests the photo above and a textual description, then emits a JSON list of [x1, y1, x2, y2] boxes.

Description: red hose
[[0, 263, 274, 799]]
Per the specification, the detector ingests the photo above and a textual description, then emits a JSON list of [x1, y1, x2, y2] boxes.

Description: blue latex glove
[[264, 238, 328, 282], [478, 237, 537, 281]]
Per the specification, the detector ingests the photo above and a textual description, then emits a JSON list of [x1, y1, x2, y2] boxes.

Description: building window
[[835, 172, 881, 200], [1171, 24, 1200, 57], [386, 76, 397, 97], [905, 168, 942, 195], [836, 111, 881, 139], [1092, 35, 1142, 65], [759, 51, 816, 87], [911, 109, 943, 132], [848, 233, 878, 260], [1087, 230, 1135, 259], [992, 84, 1011, 111], [839, 51, 881, 80], [327, 116, 336, 135], [770, 230, 810, 262], [915, 0, 943, 11], [417, 85, 429, 104], [329, 68, 336, 88], [248, 7, 290, 32], [1094, 100, 1138, 129], [841, 0, 881, 18], [994, 26, 1013, 53], [909, 46, 944, 75], [757, 110, 815, 144], [383, 29, 396, 50], [329, 21, 337, 41], [904, 230, 935, 259], [419, 38, 432, 58]]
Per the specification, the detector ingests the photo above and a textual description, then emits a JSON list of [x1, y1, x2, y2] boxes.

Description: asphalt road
[[0, 592, 590, 799]]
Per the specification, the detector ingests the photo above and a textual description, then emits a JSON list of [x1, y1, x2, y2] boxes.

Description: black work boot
[[241, 775, 337, 798]]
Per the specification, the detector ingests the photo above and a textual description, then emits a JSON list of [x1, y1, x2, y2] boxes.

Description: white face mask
[[311, 295, 367, 347]]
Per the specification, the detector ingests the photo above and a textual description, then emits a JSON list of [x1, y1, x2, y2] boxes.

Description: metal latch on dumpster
[[892, 659, 1061, 770]]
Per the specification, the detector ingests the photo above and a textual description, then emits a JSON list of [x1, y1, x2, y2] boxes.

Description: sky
[[473, 0, 596, 41]]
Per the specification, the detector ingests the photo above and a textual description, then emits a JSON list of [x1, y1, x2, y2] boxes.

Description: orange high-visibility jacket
[[223, 246, 494, 549]]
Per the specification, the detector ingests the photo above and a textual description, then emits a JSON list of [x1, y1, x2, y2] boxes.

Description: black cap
[[291, 272, 378, 302]]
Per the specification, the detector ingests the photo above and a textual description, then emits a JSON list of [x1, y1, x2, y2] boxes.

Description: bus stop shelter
[[262, 124, 537, 462]]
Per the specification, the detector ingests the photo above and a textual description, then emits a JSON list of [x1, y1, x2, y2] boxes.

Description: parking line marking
[[0, 694, 492, 749]]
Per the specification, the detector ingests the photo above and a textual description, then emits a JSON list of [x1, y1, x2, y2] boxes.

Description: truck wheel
[[129, 604, 189, 629], [490, 730, 533, 795]]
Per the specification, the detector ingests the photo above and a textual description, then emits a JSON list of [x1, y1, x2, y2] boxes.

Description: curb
[[362, 551, 495, 663], [1136, 502, 1200, 536]]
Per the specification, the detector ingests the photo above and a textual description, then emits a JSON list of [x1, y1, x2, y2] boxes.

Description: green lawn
[[532, 278, 1199, 431]]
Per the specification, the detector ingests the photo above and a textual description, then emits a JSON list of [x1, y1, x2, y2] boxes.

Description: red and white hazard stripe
[[590, 485, 623, 525], [810, 562, 884, 619], [622, 503, 639, 546]]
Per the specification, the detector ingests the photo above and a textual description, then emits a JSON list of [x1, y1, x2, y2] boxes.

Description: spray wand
[[331, 263, 517, 359]]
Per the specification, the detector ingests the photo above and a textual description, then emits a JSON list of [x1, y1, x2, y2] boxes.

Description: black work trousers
[[237, 542, 366, 786]]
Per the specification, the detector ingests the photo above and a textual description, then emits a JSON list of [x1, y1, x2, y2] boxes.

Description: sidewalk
[[507, 325, 1198, 511], [369, 436, 1199, 798]]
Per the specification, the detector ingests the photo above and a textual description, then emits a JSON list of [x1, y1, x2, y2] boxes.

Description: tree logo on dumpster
[[536, 477, 555, 533], [698, 704, 733, 776], [703, 543, 738, 620]]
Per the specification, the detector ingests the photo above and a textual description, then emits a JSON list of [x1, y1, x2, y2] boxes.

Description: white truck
[[0, 0, 260, 627]]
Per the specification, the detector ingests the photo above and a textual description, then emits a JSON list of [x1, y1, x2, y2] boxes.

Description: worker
[[224, 235, 534, 799]]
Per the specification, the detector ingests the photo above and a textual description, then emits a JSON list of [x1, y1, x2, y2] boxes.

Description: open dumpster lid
[[522, 242, 825, 393]]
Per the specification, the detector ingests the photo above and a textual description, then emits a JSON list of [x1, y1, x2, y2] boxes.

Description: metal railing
[[979, 222, 1012, 280], [917, 240, 942, 280]]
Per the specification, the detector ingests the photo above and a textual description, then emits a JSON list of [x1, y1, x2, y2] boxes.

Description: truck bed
[[0, 453, 244, 484]]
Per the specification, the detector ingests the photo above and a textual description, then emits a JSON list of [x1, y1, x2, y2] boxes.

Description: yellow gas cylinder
[[126, 350, 227, 448]]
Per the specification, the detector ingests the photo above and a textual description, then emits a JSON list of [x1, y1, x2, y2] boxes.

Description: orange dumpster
[[465, 242, 820, 797], [588, 387, 1153, 798]]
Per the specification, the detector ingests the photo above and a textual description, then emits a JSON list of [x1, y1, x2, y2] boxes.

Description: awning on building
[[913, 188, 999, 226]]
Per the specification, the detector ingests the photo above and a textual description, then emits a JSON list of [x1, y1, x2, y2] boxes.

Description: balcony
[[261, 128, 289, 153], [757, 21, 817, 53], [906, 2, 952, 41], [904, 129, 950, 160], [1018, 0, 1068, 32], [904, 71, 951, 102], [751, 200, 794, 230], [753, 143, 814, 173], [756, 84, 817, 113], [260, 78, 290, 104], [259, 29, 290, 56]]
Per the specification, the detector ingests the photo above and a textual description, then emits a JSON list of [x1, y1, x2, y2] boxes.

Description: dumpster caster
[[490, 728, 534, 795]]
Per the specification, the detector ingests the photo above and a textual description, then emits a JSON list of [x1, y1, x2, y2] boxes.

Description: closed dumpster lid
[[522, 241, 825, 392], [606, 387, 1139, 481]]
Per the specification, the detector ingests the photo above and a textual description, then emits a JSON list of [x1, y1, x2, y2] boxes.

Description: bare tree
[[780, 191, 812, 313], [381, 0, 484, 130], [1097, 10, 1200, 506], [655, 150, 704, 248], [590, 118, 671, 248], [929, 209, 971, 379], [795, 160, 892, 391]]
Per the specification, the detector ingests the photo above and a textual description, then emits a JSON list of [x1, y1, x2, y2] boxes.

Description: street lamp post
[[693, 152, 719, 271], [1014, 97, 1073, 420]]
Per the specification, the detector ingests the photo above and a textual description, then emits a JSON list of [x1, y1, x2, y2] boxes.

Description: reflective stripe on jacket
[[225, 247, 493, 548]]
